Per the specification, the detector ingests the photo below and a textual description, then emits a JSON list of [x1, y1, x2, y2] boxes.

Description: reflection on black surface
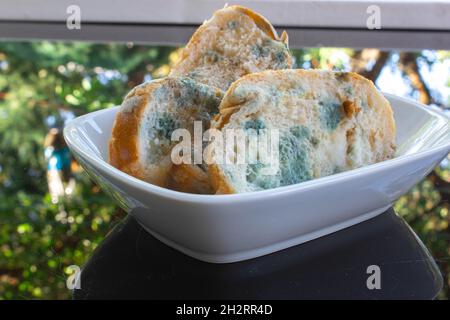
[[74, 208, 442, 299]]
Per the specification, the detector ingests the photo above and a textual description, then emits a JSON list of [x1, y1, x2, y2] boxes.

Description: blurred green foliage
[[0, 42, 173, 299], [0, 42, 449, 299]]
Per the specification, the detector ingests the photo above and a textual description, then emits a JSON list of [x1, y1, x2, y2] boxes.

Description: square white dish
[[64, 93, 450, 263]]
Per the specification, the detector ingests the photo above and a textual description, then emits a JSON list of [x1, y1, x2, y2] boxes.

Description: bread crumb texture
[[170, 5, 292, 91], [210, 69, 396, 193], [109, 77, 223, 191]]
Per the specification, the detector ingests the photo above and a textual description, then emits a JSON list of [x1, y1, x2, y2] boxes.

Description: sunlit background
[[0, 42, 449, 299]]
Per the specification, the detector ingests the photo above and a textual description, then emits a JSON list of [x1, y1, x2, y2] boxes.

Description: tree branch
[[351, 49, 390, 82], [398, 52, 433, 105]]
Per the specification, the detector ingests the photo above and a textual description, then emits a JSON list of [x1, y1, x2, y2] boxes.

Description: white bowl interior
[[70, 94, 450, 165]]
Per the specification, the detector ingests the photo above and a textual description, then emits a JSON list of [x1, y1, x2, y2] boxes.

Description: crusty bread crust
[[169, 5, 292, 91], [209, 69, 397, 194], [169, 164, 213, 194], [231, 5, 281, 41], [208, 164, 238, 194], [109, 79, 171, 187]]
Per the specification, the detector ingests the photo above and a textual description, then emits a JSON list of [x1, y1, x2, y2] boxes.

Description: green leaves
[[0, 41, 173, 299]]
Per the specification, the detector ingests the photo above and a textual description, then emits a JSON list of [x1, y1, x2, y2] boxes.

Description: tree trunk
[[398, 52, 433, 105], [351, 49, 390, 82]]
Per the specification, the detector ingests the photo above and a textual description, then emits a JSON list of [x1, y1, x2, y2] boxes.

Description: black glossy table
[[73, 208, 443, 300]]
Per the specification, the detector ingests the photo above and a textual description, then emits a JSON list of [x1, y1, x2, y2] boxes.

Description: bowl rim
[[63, 93, 450, 204]]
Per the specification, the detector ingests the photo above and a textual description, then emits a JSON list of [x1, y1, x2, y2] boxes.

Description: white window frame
[[0, 0, 449, 49], [1, 0, 449, 29]]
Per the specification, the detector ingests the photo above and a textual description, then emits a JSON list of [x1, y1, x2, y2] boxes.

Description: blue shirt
[[45, 146, 71, 171]]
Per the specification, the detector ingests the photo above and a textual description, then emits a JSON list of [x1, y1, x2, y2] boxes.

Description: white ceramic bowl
[[64, 93, 450, 263]]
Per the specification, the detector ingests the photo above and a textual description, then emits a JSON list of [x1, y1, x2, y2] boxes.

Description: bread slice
[[109, 77, 223, 193], [209, 69, 397, 194], [169, 5, 292, 91]]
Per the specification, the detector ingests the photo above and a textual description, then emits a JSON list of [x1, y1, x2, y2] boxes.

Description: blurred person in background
[[44, 128, 75, 204]]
